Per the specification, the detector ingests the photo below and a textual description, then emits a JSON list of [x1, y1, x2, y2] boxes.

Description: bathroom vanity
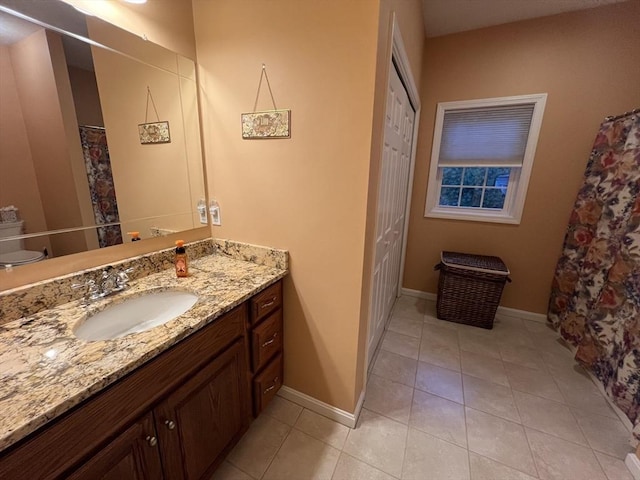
[[0, 240, 287, 480]]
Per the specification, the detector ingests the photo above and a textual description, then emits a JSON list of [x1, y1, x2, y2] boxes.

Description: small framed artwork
[[138, 121, 171, 144], [242, 109, 291, 139]]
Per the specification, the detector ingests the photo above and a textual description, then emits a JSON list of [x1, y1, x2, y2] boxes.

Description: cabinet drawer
[[251, 310, 283, 373], [253, 353, 283, 416], [250, 281, 282, 325]]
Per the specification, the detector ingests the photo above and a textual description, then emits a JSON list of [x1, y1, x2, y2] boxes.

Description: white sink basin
[[74, 290, 199, 341]]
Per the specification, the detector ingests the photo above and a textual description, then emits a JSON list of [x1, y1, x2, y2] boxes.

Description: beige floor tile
[[387, 316, 424, 339], [456, 321, 497, 337], [422, 298, 438, 317], [462, 374, 520, 423], [541, 347, 578, 371], [262, 429, 340, 480], [227, 414, 290, 479], [560, 385, 618, 418], [363, 374, 413, 424], [549, 365, 618, 418], [331, 453, 396, 480], [461, 350, 509, 387], [210, 461, 256, 480], [410, 389, 467, 447], [343, 409, 408, 478], [466, 407, 537, 476], [372, 349, 418, 387], [415, 361, 463, 404], [547, 363, 600, 394], [402, 428, 470, 480], [423, 314, 460, 330], [294, 409, 350, 450], [458, 330, 502, 359], [419, 336, 461, 372], [513, 390, 587, 445], [262, 395, 303, 426], [392, 297, 427, 319], [381, 330, 420, 360], [493, 316, 527, 334], [500, 344, 547, 371], [422, 322, 460, 344], [469, 452, 538, 480], [594, 451, 635, 480], [505, 361, 565, 402], [534, 336, 575, 357], [526, 427, 606, 480], [572, 409, 633, 459], [523, 319, 556, 334]]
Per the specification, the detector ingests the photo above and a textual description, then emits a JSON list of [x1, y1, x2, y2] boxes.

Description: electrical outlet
[[197, 199, 207, 224], [209, 199, 221, 226]]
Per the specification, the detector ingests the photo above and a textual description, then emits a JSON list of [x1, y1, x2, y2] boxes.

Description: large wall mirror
[[0, 0, 207, 269]]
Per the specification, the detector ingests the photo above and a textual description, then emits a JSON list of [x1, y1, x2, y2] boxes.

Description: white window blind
[[439, 103, 536, 167]]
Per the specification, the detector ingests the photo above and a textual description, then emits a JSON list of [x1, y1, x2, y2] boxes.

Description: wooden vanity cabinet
[[154, 339, 247, 480], [0, 303, 251, 480], [66, 413, 163, 480], [249, 281, 284, 416]]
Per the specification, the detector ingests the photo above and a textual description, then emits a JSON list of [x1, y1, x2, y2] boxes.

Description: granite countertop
[[0, 252, 287, 452]]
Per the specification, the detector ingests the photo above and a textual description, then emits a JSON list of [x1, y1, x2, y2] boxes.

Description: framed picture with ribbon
[[139, 86, 171, 144], [242, 64, 291, 139]]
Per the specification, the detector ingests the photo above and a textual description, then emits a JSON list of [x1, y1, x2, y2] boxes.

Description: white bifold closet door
[[368, 63, 415, 366]]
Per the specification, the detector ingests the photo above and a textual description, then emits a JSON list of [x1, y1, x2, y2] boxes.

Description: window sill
[[424, 207, 521, 225]]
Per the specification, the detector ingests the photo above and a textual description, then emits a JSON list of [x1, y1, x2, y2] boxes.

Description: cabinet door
[[155, 339, 250, 480], [67, 413, 163, 480]]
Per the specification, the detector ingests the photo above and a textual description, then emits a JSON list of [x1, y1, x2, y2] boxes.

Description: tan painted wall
[[48, 32, 99, 253], [356, 0, 425, 399], [60, 0, 196, 59], [91, 46, 197, 239], [10, 30, 88, 257], [193, 0, 380, 412], [2, 1, 207, 292], [0, 45, 51, 255], [404, 1, 640, 314]]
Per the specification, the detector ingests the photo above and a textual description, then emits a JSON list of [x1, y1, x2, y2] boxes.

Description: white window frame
[[424, 93, 547, 224]]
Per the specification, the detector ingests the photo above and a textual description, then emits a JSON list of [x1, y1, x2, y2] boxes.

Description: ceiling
[[422, 0, 630, 37]]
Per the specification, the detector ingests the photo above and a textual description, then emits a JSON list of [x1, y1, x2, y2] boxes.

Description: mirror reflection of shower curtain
[[79, 126, 123, 247]]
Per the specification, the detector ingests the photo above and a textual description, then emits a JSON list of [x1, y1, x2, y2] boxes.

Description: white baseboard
[[626, 453, 640, 480], [401, 287, 547, 323], [277, 386, 364, 429]]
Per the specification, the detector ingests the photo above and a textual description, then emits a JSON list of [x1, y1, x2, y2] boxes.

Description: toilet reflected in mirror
[[0, 218, 46, 268]]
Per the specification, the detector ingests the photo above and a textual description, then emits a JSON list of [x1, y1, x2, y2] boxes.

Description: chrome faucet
[[73, 266, 134, 304]]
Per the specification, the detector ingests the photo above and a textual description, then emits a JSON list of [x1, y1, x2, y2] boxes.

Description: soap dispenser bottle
[[175, 240, 188, 277]]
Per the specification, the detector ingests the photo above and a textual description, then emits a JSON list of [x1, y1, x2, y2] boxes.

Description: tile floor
[[213, 296, 635, 480]]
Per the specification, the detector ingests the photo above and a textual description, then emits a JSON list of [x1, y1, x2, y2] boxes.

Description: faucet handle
[[72, 279, 100, 302], [116, 267, 134, 288], [72, 279, 97, 290]]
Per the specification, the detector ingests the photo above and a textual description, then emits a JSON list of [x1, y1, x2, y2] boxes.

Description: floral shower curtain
[[548, 109, 640, 440], [79, 126, 123, 248]]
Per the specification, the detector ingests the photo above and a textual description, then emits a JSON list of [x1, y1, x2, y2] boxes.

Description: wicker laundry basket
[[435, 251, 510, 329]]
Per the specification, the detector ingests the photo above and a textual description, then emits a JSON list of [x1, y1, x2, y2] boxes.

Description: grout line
[[462, 374, 473, 478], [521, 425, 542, 479], [255, 419, 291, 480]]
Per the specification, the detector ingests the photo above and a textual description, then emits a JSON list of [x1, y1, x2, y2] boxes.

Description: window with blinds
[[424, 94, 547, 224]]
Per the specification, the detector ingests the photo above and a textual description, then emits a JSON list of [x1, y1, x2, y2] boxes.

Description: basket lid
[[441, 251, 510, 276]]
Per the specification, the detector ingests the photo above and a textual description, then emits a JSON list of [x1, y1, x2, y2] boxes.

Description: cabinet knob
[[165, 420, 176, 430], [146, 435, 158, 447]]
